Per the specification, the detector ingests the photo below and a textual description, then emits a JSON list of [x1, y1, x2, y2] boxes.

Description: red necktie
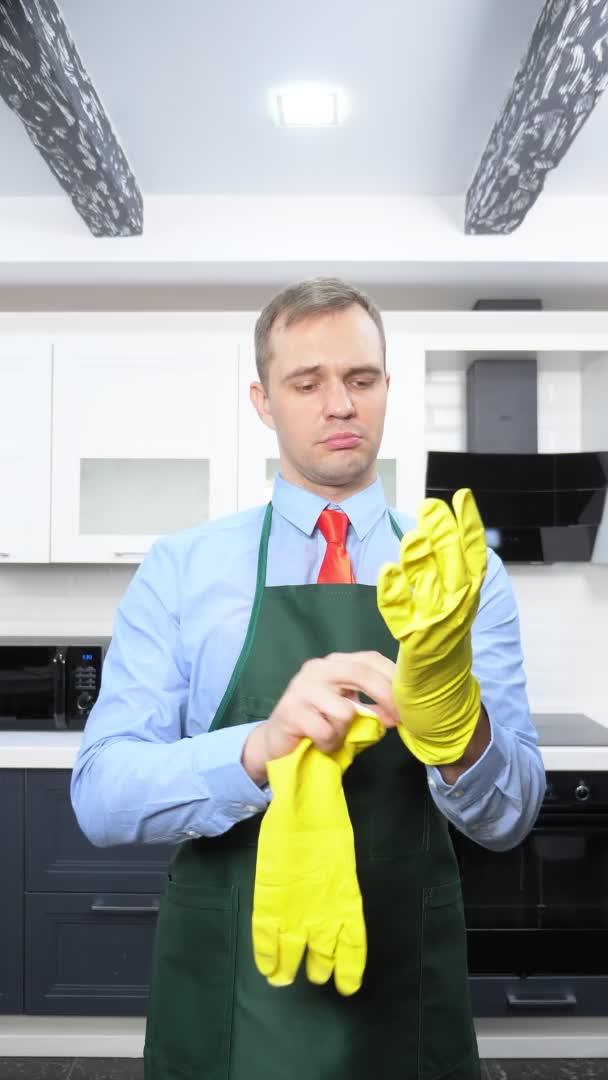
[[316, 509, 356, 584]]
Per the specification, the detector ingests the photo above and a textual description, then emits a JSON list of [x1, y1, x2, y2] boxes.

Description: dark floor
[[1, 1061, 608, 1080]]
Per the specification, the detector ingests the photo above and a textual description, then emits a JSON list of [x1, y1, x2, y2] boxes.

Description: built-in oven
[[452, 761, 608, 1017], [0, 642, 105, 730]]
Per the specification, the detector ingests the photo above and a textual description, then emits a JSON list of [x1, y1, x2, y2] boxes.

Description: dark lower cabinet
[[25, 892, 161, 1015], [0, 771, 24, 1013], [25, 770, 173, 893], [1, 768, 175, 1017]]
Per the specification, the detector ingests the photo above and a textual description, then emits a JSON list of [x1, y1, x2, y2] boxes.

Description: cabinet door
[[0, 340, 52, 562], [236, 333, 426, 514], [0, 770, 24, 1013], [26, 770, 174, 893], [25, 892, 159, 1015], [51, 336, 239, 562]]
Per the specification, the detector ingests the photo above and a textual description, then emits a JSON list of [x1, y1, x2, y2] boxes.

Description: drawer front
[[26, 770, 174, 892], [0, 770, 24, 1013], [25, 892, 160, 1015]]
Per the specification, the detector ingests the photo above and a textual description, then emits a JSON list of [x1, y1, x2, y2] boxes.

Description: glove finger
[[334, 923, 367, 997], [306, 924, 339, 985], [266, 929, 306, 988], [399, 529, 445, 620], [376, 560, 413, 636], [452, 488, 487, 586], [252, 915, 279, 978], [344, 709, 385, 751], [417, 497, 468, 597]]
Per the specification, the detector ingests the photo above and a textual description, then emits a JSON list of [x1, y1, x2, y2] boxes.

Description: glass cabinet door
[[51, 336, 239, 563]]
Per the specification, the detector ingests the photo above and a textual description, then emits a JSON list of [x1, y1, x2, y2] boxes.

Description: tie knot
[[316, 508, 350, 546]]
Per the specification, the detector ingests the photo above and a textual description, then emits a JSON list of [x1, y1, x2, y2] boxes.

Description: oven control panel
[[543, 771, 608, 808]]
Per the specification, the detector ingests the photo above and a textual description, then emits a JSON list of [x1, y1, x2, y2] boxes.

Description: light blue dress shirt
[[71, 474, 546, 853]]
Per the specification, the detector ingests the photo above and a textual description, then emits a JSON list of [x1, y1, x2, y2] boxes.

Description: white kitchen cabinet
[[51, 336, 239, 563], [0, 340, 53, 563], [236, 333, 426, 514]]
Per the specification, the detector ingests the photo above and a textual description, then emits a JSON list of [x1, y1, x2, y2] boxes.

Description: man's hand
[[242, 651, 399, 785], [376, 488, 488, 766]]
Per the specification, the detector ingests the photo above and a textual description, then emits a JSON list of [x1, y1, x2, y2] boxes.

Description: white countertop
[[0, 1016, 606, 1059], [2, 723, 608, 769]]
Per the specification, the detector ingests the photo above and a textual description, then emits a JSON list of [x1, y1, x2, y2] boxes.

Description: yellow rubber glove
[[377, 488, 487, 766], [252, 707, 384, 996]]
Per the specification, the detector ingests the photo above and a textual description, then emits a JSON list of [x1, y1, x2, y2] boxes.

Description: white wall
[[1, 341, 607, 730]]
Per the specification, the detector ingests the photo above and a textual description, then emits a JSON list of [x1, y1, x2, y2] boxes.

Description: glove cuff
[[396, 674, 481, 766]]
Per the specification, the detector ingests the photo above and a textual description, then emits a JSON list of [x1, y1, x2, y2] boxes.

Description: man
[[71, 278, 546, 1080]]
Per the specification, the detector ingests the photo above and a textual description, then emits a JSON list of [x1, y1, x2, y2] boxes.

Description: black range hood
[[425, 451, 608, 563]]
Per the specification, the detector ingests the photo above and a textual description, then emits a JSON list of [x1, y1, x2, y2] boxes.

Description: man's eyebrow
[[281, 364, 382, 384]]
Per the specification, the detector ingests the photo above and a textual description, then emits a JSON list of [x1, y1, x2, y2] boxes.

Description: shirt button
[[428, 778, 436, 790], [186, 829, 199, 838], [245, 804, 259, 813], [453, 789, 464, 798]]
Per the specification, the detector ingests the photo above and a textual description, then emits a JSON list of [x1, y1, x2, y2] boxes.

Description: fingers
[[252, 915, 279, 978], [306, 924, 338, 986], [266, 930, 307, 988], [334, 922, 366, 996], [397, 529, 445, 619], [417, 496, 468, 596], [452, 488, 487, 584], [320, 652, 400, 727]]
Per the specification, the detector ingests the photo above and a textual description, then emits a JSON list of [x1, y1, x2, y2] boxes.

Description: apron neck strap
[[388, 511, 403, 541]]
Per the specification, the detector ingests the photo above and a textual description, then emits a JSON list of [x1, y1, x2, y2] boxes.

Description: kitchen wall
[[1, 333, 606, 732]]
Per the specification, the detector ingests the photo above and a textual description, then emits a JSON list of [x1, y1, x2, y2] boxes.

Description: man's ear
[[250, 381, 276, 431]]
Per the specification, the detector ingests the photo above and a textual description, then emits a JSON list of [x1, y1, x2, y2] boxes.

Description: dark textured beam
[[0, 0, 142, 237], [466, 0, 608, 235]]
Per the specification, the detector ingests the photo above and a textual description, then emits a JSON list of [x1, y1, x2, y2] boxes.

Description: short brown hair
[[254, 277, 386, 390]]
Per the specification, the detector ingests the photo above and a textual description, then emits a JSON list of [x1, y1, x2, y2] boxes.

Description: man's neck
[[279, 467, 377, 504]]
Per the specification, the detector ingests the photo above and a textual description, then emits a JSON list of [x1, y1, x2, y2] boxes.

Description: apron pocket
[[419, 877, 478, 1080], [144, 878, 238, 1080]]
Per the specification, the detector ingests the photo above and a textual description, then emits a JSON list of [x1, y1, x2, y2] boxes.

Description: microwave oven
[[0, 642, 105, 731]]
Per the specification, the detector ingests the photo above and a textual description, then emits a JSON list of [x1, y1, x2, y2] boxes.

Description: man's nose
[[324, 382, 355, 417]]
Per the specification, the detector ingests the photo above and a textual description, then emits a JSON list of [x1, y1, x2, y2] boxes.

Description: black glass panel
[[482, 527, 545, 562], [555, 451, 608, 489], [540, 525, 597, 562], [474, 492, 554, 527], [0, 647, 54, 725], [425, 451, 553, 491], [555, 489, 606, 525]]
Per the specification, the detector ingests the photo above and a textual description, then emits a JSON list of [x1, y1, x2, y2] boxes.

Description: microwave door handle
[[53, 649, 67, 729], [506, 990, 577, 1011]]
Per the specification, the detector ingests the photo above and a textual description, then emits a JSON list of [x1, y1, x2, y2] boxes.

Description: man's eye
[[296, 384, 316, 392], [353, 380, 373, 389]]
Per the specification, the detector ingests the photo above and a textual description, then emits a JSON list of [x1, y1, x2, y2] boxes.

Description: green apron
[[144, 504, 480, 1080]]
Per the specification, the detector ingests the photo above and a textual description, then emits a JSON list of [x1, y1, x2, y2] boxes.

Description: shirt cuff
[[190, 721, 273, 834], [425, 714, 511, 823]]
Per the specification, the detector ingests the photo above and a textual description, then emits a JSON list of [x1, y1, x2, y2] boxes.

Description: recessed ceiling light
[[271, 83, 349, 127]]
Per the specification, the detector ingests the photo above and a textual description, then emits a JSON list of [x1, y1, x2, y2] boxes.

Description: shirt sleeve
[[70, 536, 271, 848], [425, 549, 546, 851]]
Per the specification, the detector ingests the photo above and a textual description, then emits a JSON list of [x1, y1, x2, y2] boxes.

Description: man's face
[[250, 304, 389, 497]]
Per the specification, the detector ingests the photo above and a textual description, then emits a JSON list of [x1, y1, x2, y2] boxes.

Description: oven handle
[[506, 990, 576, 1011], [53, 648, 67, 729], [534, 816, 608, 829]]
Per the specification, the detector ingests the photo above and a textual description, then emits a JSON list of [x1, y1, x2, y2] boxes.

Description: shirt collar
[[271, 472, 388, 540]]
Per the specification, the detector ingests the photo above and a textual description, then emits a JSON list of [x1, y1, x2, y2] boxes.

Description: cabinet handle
[[506, 990, 576, 1010], [0, 552, 11, 558], [113, 551, 147, 558], [90, 900, 160, 914]]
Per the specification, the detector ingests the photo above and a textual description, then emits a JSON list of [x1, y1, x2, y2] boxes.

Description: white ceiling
[[6, 0, 607, 199]]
